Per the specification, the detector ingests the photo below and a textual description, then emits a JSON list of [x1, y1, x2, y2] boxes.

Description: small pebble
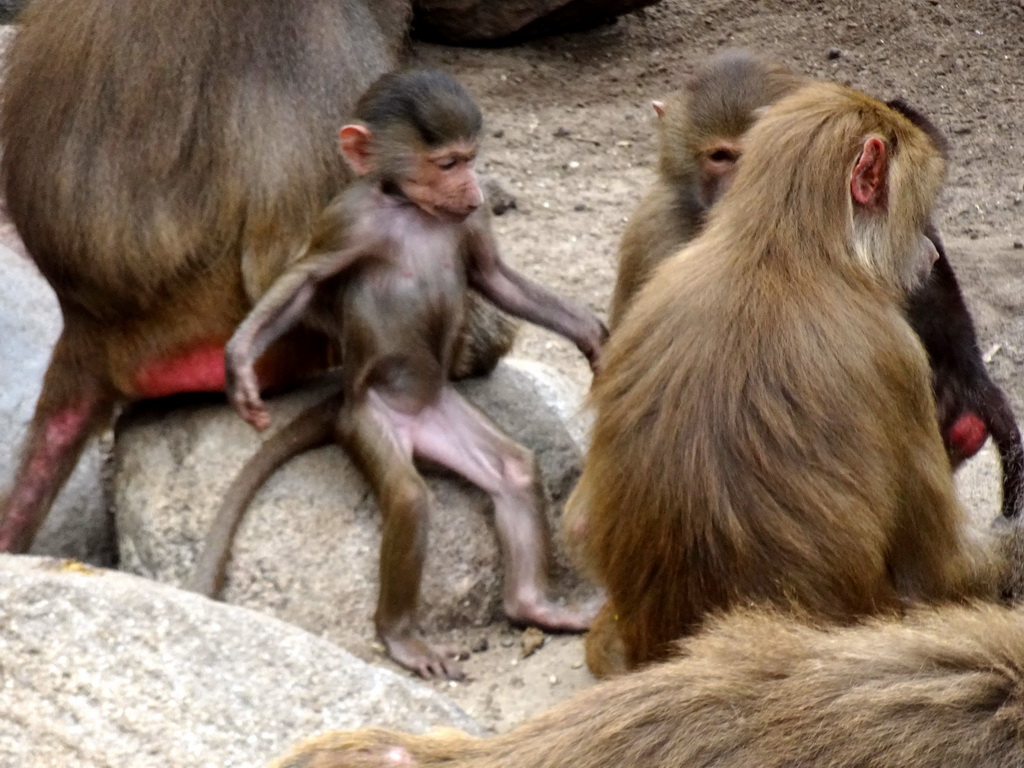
[[521, 627, 546, 658]]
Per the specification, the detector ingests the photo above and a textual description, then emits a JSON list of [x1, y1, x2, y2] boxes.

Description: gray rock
[[112, 360, 594, 661], [955, 441, 1002, 530], [483, 175, 517, 216], [412, 0, 662, 43], [0, 242, 114, 564], [956, 442, 1024, 602], [0, 555, 478, 768]]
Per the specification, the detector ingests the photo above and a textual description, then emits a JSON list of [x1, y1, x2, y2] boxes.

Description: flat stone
[[0, 555, 479, 768]]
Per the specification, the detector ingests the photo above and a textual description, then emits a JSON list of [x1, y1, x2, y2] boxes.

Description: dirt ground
[[400, 0, 1024, 733]]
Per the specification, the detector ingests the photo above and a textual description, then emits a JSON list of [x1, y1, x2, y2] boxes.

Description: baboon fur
[[271, 604, 1024, 768], [578, 81, 1001, 672]]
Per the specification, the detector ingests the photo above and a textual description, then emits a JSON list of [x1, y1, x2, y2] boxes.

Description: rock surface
[[0, 555, 478, 768], [412, 0, 661, 43], [112, 359, 596, 663]]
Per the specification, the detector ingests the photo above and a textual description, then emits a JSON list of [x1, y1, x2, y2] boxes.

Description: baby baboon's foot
[[382, 631, 466, 680]]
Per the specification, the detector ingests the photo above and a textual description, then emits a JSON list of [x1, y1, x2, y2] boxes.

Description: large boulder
[[412, 0, 662, 44], [956, 443, 1004, 530], [0, 241, 114, 565], [961, 444, 1024, 601], [0, 555, 479, 768], [112, 359, 595, 662]]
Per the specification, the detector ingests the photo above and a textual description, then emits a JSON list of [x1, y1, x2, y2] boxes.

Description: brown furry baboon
[[0, 0, 516, 554], [577, 80, 1002, 675], [564, 49, 804, 566], [607, 50, 805, 329], [269, 604, 1024, 768], [603, 50, 1022, 522]]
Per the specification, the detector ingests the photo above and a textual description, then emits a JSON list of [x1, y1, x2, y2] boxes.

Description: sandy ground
[[399, 0, 1024, 732]]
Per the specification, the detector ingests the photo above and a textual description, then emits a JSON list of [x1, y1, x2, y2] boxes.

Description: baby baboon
[[206, 70, 606, 679]]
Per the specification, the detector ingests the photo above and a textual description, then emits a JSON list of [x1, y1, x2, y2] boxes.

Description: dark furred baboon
[[909, 229, 1024, 519], [270, 604, 1024, 768], [578, 81, 1002, 675], [888, 97, 1022, 519], [0, 0, 516, 554], [205, 70, 606, 679]]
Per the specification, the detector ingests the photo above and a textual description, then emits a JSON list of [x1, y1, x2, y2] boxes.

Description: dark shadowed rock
[[0, 555, 479, 768], [412, 0, 662, 44], [0, 0, 24, 23], [111, 359, 595, 663]]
